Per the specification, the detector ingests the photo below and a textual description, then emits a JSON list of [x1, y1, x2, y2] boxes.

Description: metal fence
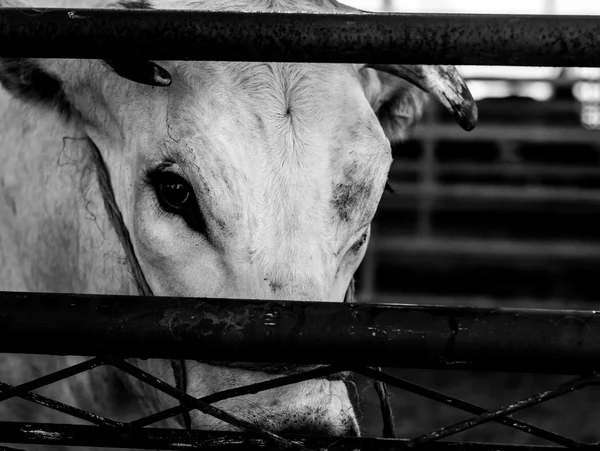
[[2, 6, 600, 451], [3, 292, 600, 450], [0, 8, 599, 66]]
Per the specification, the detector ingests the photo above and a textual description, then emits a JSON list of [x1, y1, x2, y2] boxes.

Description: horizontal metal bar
[[463, 76, 599, 85], [382, 184, 600, 204], [3, 292, 600, 374], [372, 237, 600, 260], [0, 9, 600, 66], [0, 422, 573, 451], [359, 295, 593, 311], [412, 124, 600, 144], [392, 162, 600, 179]]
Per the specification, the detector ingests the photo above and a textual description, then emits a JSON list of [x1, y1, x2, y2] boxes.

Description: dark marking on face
[[268, 279, 284, 293], [215, 217, 227, 233], [331, 162, 373, 222]]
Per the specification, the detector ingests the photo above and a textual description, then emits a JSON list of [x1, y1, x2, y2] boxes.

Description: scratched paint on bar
[[1, 291, 600, 374]]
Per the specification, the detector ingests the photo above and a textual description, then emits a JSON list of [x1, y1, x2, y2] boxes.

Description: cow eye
[[148, 171, 206, 234], [159, 179, 192, 211]]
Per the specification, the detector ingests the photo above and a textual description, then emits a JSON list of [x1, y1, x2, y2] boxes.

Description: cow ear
[[359, 67, 429, 144], [0, 56, 171, 121], [0, 58, 73, 117], [0, 2, 71, 113], [0, 0, 167, 113]]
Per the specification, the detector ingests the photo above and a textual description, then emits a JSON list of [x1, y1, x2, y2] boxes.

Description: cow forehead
[[147, 61, 391, 242], [152, 0, 352, 13], [167, 61, 386, 149]]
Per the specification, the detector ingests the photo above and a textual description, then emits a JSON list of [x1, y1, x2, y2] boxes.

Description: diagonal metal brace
[[353, 367, 584, 449]]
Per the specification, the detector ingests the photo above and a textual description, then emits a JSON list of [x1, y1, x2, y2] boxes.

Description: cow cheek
[[132, 211, 225, 297]]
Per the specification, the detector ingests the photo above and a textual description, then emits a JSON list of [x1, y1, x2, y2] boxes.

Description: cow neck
[[88, 139, 192, 431]]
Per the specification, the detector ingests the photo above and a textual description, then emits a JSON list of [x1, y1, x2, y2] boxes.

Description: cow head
[[0, 0, 476, 438]]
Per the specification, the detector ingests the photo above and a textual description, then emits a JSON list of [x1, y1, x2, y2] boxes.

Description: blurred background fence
[[340, 0, 600, 444], [340, 0, 600, 310]]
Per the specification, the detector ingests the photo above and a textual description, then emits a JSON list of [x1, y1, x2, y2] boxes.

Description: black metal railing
[[2, 292, 600, 450], [3, 292, 600, 374], [0, 8, 598, 66]]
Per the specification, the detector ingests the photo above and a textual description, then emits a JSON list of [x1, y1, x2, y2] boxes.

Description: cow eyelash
[[146, 170, 207, 234]]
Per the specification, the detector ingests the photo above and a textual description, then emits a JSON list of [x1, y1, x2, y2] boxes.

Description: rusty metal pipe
[[0, 9, 599, 66], [0, 422, 576, 451], [1, 291, 600, 374]]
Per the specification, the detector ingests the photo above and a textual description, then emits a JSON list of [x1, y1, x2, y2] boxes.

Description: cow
[[0, 0, 477, 446]]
